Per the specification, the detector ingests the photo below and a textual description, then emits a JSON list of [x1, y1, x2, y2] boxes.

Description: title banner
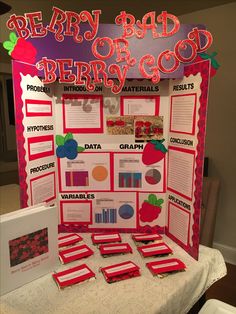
[[6, 8, 213, 93]]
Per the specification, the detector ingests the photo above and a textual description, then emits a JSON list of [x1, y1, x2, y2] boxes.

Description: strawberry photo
[[9, 228, 48, 267], [134, 116, 163, 142]]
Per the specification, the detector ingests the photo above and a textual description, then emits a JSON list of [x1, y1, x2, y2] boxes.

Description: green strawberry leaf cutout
[[155, 199, 164, 207], [150, 139, 168, 153], [3, 41, 14, 50], [3, 32, 18, 56], [199, 52, 220, 69], [144, 195, 164, 208], [64, 132, 73, 142], [56, 135, 65, 146], [9, 32, 18, 44], [148, 194, 157, 205], [77, 146, 85, 152]]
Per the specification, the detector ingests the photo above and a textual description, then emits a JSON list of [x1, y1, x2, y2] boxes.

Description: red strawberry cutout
[[194, 52, 220, 77], [11, 38, 37, 64], [142, 139, 167, 165], [3, 32, 37, 64], [139, 194, 163, 223]]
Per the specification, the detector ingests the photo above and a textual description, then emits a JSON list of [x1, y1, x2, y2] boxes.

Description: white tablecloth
[[0, 234, 227, 314]]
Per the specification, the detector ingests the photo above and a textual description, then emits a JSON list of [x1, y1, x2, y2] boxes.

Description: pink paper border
[[62, 94, 103, 133], [25, 99, 52, 117], [170, 93, 197, 135], [184, 60, 211, 260], [12, 60, 38, 208], [28, 134, 55, 161], [60, 200, 92, 225], [30, 171, 56, 205], [167, 201, 191, 250], [120, 96, 160, 116]]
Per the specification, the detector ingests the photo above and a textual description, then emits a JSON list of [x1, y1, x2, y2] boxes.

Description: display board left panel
[[12, 60, 57, 208]]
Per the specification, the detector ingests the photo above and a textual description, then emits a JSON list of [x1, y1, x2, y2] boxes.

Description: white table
[[199, 299, 236, 314], [0, 234, 227, 314]]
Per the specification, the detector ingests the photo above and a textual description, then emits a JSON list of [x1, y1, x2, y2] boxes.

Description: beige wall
[[180, 3, 236, 250], [0, 2, 235, 252]]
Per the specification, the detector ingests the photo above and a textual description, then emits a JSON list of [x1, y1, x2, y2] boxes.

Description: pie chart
[[118, 204, 134, 219], [92, 166, 108, 181], [145, 169, 161, 185]]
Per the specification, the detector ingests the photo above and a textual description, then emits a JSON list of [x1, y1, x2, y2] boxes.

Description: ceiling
[[0, 0, 236, 64], [2, 0, 236, 22]]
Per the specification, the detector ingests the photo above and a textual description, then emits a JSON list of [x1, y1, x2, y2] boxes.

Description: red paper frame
[[59, 244, 94, 264], [167, 146, 195, 201], [101, 260, 140, 278], [120, 95, 160, 116], [52, 264, 95, 288], [57, 152, 112, 193], [60, 200, 93, 225], [170, 93, 197, 135], [167, 201, 191, 249], [132, 233, 162, 242], [137, 242, 172, 257], [146, 258, 186, 275], [30, 171, 56, 205], [25, 99, 53, 117], [99, 243, 132, 255], [62, 94, 103, 134], [113, 152, 166, 193], [91, 232, 121, 244], [27, 134, 54, 161], [58, 233, 83, 248]]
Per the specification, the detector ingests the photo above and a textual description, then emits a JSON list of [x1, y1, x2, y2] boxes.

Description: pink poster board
[[6, 7, 214, 260], [12, 58, 210, 260]]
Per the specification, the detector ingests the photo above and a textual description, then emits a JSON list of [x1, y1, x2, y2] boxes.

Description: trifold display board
[[12, 58, 210, 260]]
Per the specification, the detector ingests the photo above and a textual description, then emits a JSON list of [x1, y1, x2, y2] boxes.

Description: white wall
[[0, 14, 16, 152], [180, 2, 236, 262], [0, 72, 16, 152]]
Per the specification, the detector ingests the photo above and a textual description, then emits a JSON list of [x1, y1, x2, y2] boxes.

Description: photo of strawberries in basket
[[106, 116, 134, 135], [134, 116, 163, 142]]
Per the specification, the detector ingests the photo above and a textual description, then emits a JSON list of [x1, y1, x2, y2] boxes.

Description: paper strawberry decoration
[[142, 139, 168, 165], [139, 194, 164, 223], [3, 32, 37, 64], [194, 52, 220, 77]]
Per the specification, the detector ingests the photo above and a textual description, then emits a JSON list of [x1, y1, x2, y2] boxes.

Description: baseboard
[[213, 242, 236, 265]]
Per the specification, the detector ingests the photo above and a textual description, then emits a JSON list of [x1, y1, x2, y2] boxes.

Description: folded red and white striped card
[[100, 261, 141, 283], [52, 264, 95, 288], [59, 244, 94, 264], [58, 233, 83, 248], [99, 243, 132, 256], [146, 258, 186, 277], [132, 233, 162, 244], [91, 233, 121, 244], [137, 242, 172, 257]]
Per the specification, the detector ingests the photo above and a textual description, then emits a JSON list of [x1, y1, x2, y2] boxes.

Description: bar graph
[[119, 172, 142, 188], [65, 171, 89, 186], [95, 208, 117, 223]]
